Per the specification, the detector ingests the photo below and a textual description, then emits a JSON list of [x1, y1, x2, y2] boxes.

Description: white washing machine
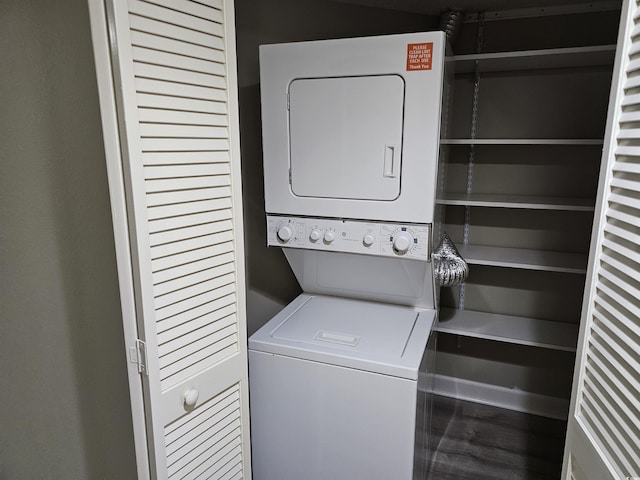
[[250, 31, 448, 479], [249, 294, 437, 480]]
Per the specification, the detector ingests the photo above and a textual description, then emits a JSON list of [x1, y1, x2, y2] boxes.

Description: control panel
[[266, 215, 432, 261]]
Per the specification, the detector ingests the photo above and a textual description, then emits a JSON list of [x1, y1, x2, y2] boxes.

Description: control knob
[[324, 230, 336, 243], [363, 232, 376, 247], [392, 231, 414, 255], [277, 223, 296, 243], [309, 229, 322, 242]]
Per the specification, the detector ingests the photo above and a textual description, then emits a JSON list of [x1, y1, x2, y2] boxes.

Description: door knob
[[184, 388, 199, 410]]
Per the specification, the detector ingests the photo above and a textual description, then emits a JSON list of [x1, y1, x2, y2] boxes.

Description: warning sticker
[[406, 42, 433, 71]]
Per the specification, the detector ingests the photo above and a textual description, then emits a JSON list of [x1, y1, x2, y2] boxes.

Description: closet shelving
[[447, 44, 616, 74], [437, 192, 595, 211], [435, 42, 615, 355], [438, 308, 578, 352], [457, 244, 588, 274]]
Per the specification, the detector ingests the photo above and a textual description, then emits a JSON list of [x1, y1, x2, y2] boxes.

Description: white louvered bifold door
[[87, 0, 251, 478], [562, 1, 640, 478]]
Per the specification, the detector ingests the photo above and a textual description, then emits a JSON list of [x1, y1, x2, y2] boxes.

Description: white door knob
[[392, 231, 414, 255], [277, 223, 295, 243], [184, 388, 199, 409]]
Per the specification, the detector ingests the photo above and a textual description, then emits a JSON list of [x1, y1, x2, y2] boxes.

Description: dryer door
[[288, 75, 405, 201]]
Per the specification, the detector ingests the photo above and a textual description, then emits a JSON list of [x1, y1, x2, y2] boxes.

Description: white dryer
[[260, 31, 448, 225]]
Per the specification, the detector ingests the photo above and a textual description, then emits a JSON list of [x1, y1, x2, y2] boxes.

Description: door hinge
[[129, 339, 148, 376]]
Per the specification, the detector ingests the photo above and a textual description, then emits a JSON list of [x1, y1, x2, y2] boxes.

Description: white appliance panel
[[260, 31, 446, 224], [289, 75, 404, 201], [283, 249, 435, 309], [267, 214, 432, 261], [249, 350, 417, 480]]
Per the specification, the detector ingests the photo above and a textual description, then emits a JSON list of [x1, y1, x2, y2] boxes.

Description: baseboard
[[424, 373, 570, 420]]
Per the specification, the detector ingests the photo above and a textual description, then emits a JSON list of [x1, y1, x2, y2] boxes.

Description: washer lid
[[248, 294, 436, 380]]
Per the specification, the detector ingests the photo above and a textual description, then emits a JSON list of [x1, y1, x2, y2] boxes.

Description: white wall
[[0, 0, 136, 478]]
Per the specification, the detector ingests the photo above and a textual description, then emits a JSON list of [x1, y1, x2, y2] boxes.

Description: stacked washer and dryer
[[249, 32, 448, 479]]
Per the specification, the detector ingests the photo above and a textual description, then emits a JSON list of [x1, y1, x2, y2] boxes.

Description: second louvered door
[[562, 0, 640, 478], [88, 0, 251, 478]]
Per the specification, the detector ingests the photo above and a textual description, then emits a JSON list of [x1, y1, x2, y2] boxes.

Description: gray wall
[[0, 0, 136, 478], [234, 0, 437, 335]]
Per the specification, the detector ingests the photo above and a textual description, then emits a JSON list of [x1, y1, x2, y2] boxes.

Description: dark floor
[[424, 396, 567, 480]]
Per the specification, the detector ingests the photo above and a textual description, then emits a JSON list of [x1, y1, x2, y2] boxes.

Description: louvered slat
[[149, 211, 232, 238], [128, 0, 221, 35], [130, 31, 226, 64], [160, 338, 237, 389], [590, 317, 640, 384], [157, 298, 236, 339], [165, 384, 242, 479], [145, 175, 231, 194], [168, 411, 239, 465], [137, 92, 226, 113], [155, 274, 235, 311], [618, 109, 640, 122], [150, 222, 233, 250], [598, 266, 640, 314], [613, 160, 640, 174], [200, 454, 243, 480], [141, 138, 230, 152], [143, 0, 224, 24], [583, 376, 640, 451], [158, 312, 236, 356], [159, 323, 236, 369], [148, 205, 231, 230], [140, 124, 229, 139], [136, 78, 227, 102], [138, 108, 229, 127], [624, 74, 640, 90], [148, 197, 232, 221], [165, 387, 238, 438], [147, 186, 232, 207], [132, 45, 224, 73], [129, 14, 224, 48], [135, 62, 226, 88], [601, 236, 640, 263], [153, 248, 234, 283], [152, 240, 233, 273], [156, 285, 236, 327], [583, 393, 635, 470], [151, 230, 234, 260], [600, 254, 639, 293], [581, 402, 636, 474], [153, 257, 234, 297], [584, 366, 640, 447]]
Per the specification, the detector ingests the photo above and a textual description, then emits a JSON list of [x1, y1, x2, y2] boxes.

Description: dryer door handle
[[383, 144, 398, 178]]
